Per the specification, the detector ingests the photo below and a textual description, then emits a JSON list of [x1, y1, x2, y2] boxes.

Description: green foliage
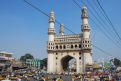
[[25, 54, 34, 59], [20, 53, 34, 62], [113, 58, 121, 67], [20, 56, 26, 62], [42, 58, 47, 67], [104, 61, 111, 68]]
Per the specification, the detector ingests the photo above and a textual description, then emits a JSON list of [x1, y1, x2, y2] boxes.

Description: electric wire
[[86, 0, 114, 36], [93, 45, 113, 57], [85, 0, 121, 48], [24, 0, 76, 34], [81, 0, 121, 47], [90, 18, 121, 48], [72, 0, 119, 58], [72, 0, 81, 9], [24, 0, 117, 58], [96, 0, 121, 43], [93, 0, 121, 45], [93, 0, 110, 26], [73, 0, 121, 48]]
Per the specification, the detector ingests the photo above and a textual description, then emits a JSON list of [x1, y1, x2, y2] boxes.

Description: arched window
[[56, 45, 58, 49], [71, 45, 73, 48], [56, 53, 58, 55], [60, 45, 62, 49], [83, 41, 84, 43], [79, 52, 81, 55], [85, 41, 87, 43], [79, 57, 81, 60], [75, 45, 77, 48], [63, 45, 66, 49], [88, 45, 90, 47], [79, 44, 81, 48], [88, 41, 89, 43], [56, 57, 58, 59], [84, 26, 86, 28], [85, 45, 87, 47]]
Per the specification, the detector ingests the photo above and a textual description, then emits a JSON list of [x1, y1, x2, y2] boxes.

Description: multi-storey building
[[0, 51, 13, 71]]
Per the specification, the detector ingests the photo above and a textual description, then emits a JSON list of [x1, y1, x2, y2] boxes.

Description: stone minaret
[[59, 24, 64, 35], [47, 11, 56, 73], [48, 11, 55, 41], [81, 6, 93, 72]]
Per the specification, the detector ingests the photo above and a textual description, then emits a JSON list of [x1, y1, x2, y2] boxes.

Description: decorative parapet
[[55, 34, 81, 38], [54, 34, 81, 42]]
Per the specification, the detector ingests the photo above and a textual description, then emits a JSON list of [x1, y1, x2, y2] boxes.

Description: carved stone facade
[[47, 6, 93, 74]]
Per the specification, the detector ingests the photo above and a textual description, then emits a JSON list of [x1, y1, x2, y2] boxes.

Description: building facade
[[0, 51, 14, 71], [47, 6, 93, 74], [0, 51, 13, 58], [26, 59, 43, 69]]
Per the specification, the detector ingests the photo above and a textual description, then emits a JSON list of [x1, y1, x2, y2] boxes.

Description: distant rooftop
[[0, 51, 13, 55]]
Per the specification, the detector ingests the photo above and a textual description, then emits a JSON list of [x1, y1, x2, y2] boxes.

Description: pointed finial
[[82, 4, 87, 10], [82, 0, 87, 8], [50, 9, 54, 14]]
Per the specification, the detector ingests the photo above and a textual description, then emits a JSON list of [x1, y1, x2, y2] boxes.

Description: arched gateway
[[47, 6, 93, 74], [61, 55, 76, 72]]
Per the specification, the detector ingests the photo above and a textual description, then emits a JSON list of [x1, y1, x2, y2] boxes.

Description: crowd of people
[[39, 72, 121, 81], [0, 68, 121, 81], [71, 72, 121, 81]]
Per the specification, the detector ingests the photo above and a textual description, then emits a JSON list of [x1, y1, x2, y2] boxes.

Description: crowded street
[[0, 67, 121, 81]]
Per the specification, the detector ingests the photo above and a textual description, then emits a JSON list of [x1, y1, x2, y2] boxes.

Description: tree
[[20, 53, 34, 62], [113, 58, 121, 67], [42, 58, 47, 67], [24, 53, 34, 59], [20, 56, 26, 62]]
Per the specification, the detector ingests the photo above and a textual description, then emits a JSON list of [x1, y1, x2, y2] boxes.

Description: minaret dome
[[82, 6, 88, 19], [49, 10, 55, 23]]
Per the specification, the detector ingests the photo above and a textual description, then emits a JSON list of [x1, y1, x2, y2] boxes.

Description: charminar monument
[[47, 6, 93, 74]]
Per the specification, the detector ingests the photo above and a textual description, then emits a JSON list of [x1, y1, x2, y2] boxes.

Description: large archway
[[61, 55, 76, 73]]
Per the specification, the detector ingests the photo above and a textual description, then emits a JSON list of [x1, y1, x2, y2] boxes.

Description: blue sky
[[0, 0, 121, 60]]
